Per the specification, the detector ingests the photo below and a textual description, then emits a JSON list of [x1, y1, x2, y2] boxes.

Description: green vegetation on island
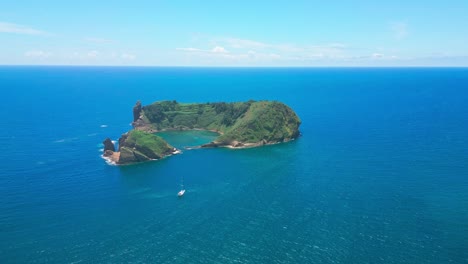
[[119, 130, 175, 163], [102, 130, 176, 165], [103, 99, 301, 165], [138, 100, 254, 133], [134, 100, 301, 147]]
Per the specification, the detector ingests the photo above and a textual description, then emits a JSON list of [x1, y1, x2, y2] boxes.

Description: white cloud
[[176, 43, 284, 65], [211, 46, 228, 53], [175, 36, 422, 66], [340, 53, 399, 61], [176, 47, 204, 52], [177, 46, 230, 54], [24, 50, 52, 58], [217, 37, 348, 60], [121, 53, 136, 60], [390, 22, 409, 40], [214, 37, 347, 56], [372, 53, 384, 59], [0, 22, 46, 35], [246, 50, 281, 60], [87, 50, 99, 58], [221, 38, 269, 49], [84, 37, 114, 44], [307, 44, 346, 57], [56, 51, 138, 64], [176, 37, 351, 65], [178, 41, 345, 58]]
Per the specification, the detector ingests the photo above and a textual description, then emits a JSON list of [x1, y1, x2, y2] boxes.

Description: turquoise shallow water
[[156, 130, 220, 149], [0, 67, 468, 263]]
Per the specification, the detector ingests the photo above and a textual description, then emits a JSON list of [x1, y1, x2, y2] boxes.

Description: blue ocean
[[1, 67, 467, 263]]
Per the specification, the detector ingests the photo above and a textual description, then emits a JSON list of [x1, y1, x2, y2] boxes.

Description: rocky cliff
[[132, 100, 142, 122]]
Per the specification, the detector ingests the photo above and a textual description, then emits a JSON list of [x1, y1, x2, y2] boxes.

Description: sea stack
[[102, 138, 115, 152], [133, 100, 142, 122]]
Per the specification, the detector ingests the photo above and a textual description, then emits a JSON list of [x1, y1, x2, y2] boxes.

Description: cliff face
[[132, 100, 142, 122], [136, 100, 301, 147]]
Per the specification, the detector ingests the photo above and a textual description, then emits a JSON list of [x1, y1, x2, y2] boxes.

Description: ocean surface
[[1, 67, 468, 263]]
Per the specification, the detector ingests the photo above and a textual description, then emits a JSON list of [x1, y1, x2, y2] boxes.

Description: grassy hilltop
[[136, 100, 301, 146], [118, 130, 175, 163]]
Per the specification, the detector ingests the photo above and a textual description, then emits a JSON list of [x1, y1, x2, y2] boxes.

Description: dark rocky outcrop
[[102, 138, 115, 152], [118, 133, 128, 151], [133, 100, 142, 122]]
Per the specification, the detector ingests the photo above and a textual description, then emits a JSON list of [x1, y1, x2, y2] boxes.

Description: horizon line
[[1, 64, 467, 69]]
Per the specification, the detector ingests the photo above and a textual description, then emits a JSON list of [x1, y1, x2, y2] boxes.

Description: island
[[103, 100, 301, 165]]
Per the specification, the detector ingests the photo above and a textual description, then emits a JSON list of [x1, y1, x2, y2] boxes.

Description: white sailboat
[[177, 189, 185, 197], [178, 175, 185, 197]]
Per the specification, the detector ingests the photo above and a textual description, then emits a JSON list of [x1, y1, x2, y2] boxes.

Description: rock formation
[[102, 138, 115, 152], [132, 100, 142, 122]]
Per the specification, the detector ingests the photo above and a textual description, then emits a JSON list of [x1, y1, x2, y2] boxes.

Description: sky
[[1, 1, 468, 66]]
